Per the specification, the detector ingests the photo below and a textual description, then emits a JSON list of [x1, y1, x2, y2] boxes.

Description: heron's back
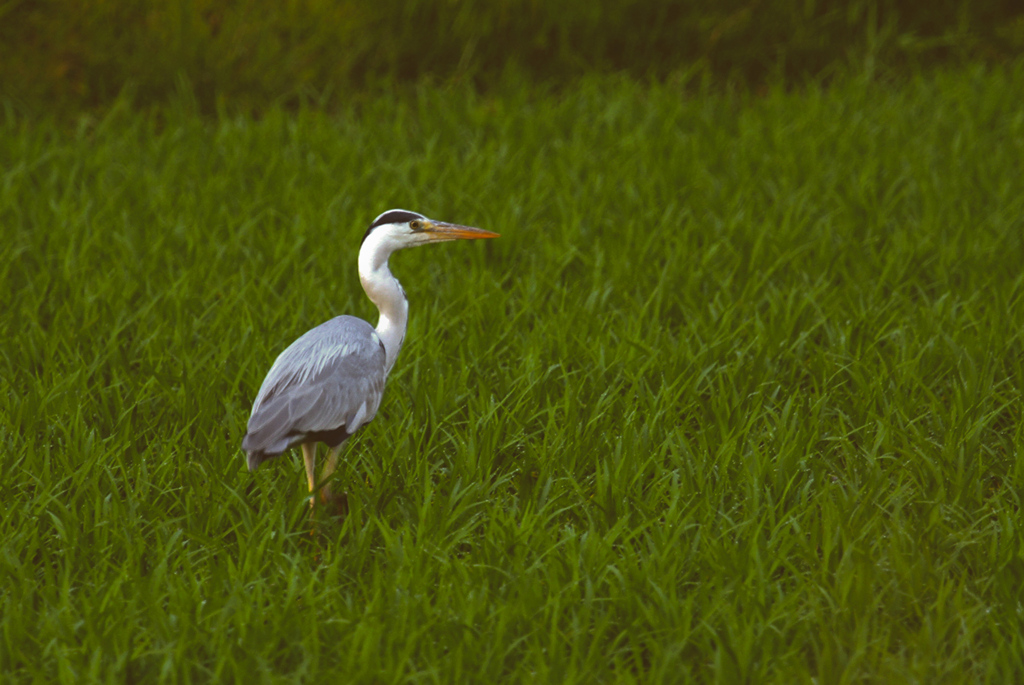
[[242, 315, 387, 469]]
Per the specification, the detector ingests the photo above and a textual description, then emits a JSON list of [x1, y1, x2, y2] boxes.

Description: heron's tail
[[242, 433, 286, 471]]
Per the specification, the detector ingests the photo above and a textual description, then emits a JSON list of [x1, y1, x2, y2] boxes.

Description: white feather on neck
[[358, 225, 411, 376]]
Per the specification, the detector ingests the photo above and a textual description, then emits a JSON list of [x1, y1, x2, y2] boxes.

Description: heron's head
[[361, 209, 499, 253]]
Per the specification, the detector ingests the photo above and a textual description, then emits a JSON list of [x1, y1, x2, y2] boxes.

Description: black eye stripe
[[369, 210, 424, 229], [362, 210, 427, 244]]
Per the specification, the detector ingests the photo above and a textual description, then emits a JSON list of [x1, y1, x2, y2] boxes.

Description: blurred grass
[[2, 64, 1024, 681], [2, 0, 1023, 115]]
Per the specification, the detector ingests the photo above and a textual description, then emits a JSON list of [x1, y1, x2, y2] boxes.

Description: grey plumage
[[242, 315, 386, 471]]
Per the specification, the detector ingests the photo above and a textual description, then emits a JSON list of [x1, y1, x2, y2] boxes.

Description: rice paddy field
[[2, 65, 1023, 682]]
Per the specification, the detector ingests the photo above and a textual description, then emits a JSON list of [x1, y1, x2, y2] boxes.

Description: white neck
[[358, 230, 409, 376]]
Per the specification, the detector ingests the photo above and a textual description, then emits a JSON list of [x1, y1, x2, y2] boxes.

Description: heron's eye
[[409, 220, 423, 231]]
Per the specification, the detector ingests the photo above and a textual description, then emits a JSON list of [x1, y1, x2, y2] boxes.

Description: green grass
[[2, 65, 1023, 682]]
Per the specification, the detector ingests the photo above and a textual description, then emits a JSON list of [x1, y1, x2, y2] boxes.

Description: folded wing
[[242, 315, 387, 470]]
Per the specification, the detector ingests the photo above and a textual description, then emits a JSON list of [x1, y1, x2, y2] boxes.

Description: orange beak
[[424, 221, 500, 241]]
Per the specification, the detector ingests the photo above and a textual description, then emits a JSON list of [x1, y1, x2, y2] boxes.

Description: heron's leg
[[319, 446, 341, 503], [301, 442, 317, 508]]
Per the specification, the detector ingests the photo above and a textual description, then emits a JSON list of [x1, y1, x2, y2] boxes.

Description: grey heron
[[242, 209, 499, 505]]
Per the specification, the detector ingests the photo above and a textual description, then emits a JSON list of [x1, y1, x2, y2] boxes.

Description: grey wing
[[242, 315, 387, 467]]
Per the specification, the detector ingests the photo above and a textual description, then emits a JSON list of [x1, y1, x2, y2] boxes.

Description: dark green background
[[3, 0, 1023, 114]]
